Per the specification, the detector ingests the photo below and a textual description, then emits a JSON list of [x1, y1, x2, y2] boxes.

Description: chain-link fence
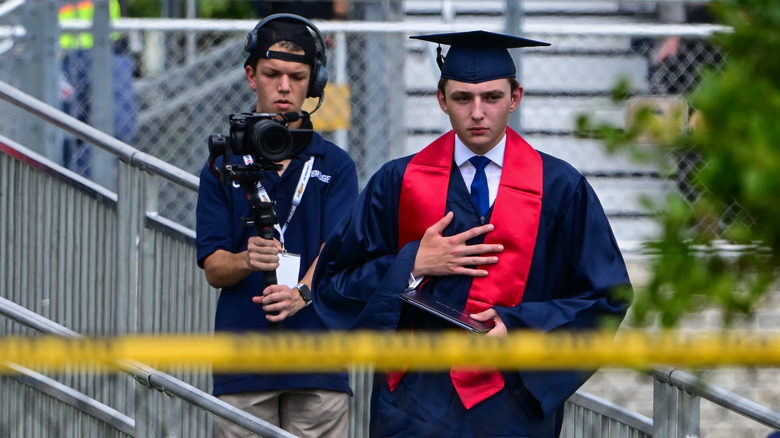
[[0, 0, 728, 241]]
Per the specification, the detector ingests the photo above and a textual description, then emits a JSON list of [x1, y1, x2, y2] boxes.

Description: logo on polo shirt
[[310, 170, 331, 183]]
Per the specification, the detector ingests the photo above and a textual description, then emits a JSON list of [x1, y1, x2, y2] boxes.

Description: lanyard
[[244, 155, 315, 249]]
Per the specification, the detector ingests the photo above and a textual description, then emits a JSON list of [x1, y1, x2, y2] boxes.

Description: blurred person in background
[[650, 2, 721, 95], [313, 30, 632, 437], [196, 14, 357, 438], [621, 1, 722, 94], [59, 0, 137, 176]]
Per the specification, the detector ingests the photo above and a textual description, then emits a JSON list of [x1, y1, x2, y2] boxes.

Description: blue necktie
[[469, 156, 490, 216]]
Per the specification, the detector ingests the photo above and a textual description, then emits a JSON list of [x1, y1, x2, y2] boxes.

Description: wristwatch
[[296, 283, 312, 307]]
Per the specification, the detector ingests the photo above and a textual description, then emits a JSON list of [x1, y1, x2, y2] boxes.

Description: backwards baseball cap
[[410, 30, 550, 83], [244, 16, 318, 69]]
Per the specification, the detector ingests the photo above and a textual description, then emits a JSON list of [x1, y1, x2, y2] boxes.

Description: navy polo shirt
[[196, 131, 357, 396]]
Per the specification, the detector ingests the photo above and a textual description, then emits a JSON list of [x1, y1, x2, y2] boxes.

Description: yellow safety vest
[[59, 0, 121, 50]]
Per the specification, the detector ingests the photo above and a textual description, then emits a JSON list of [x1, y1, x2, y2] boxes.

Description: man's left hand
[[470, 308, 507, 337], [252, 285, 306, 322]]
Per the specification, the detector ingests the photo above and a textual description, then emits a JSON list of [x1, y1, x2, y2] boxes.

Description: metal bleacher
[[400, 0, 671, 249]]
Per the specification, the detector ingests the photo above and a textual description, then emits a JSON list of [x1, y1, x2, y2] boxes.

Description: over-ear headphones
[[244, 13, 328, 99]]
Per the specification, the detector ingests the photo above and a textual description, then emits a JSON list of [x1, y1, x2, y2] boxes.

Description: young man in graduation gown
[[312, 31, 633, 437]]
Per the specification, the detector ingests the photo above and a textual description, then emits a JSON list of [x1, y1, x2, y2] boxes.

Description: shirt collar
[[453, 133, 506, 168]]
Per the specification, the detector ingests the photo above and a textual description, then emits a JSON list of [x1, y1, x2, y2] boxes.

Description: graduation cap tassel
[[436, 45, 444, 71]]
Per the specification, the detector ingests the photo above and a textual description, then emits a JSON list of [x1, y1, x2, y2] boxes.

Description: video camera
[[208, 112, 310, 184]]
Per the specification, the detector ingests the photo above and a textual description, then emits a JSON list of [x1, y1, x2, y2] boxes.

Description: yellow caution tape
[[1, 330, 780, 374]]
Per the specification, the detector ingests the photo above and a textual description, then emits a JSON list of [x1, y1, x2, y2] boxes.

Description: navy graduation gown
[[313, 148, 632, 437]]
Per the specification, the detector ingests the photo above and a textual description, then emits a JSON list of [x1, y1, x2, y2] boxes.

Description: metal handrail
[[569, 391, 653, 434], [0, 295, 298, 438], [4, 362, 135, 436], [0, 79, 198, 192], [654, 367, 780, 431], [61, 17, 728, 38]]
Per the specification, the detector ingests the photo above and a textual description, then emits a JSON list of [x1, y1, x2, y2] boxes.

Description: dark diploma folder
[[400, 289, 495, 334]]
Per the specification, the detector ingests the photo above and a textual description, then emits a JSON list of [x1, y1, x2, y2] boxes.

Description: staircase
[[401, 0, 674, 247]]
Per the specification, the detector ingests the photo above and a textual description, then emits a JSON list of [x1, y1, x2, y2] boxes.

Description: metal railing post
[[680, 387, 701, 437], [90, 0, 118, 191], [654, 369, 701, 438], [135, 172, 162, 438], [505, 0, 523, 133], [21, 0, 60, 161], [116, 160, 144, 419], [654, 375, 673, 437], [116, 160, 142, 337]]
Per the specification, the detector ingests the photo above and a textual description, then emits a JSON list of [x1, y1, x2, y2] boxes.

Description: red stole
[[393, 128, 543, 409]]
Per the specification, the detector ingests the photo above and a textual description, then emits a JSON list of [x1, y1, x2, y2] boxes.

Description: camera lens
[[251, 120, 294, 162]]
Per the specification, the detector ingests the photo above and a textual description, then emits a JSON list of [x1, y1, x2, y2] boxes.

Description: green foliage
[[127, 0, 161, 17], [580, 0, 780, 327], [197, 1, 255, 19], [127, 0, 255, 18]]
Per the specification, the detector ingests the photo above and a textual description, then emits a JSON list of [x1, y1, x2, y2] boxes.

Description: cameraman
[[196, 15, 357, 438]]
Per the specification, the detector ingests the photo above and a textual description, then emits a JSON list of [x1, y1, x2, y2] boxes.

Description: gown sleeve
[[314, 160, 418, 330], [319, 148, 359, 240]]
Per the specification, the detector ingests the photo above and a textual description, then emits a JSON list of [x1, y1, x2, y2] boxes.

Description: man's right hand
[[412, 211, 503, 278], [203, 237, 283, 289], [245, 236, 283, 272]]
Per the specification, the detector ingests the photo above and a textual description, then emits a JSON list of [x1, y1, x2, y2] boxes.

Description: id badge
[[277, 252, 301, 287]]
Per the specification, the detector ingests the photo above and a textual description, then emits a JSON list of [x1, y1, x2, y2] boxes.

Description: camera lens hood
[[250, 119, 294, 162]]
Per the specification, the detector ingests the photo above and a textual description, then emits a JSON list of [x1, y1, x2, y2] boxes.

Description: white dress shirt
[[453, 134, 506, 206]]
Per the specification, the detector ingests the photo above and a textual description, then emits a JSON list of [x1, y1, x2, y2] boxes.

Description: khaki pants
[[215, 389, 349, 438]]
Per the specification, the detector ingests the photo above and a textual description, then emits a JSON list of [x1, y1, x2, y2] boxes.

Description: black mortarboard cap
[[410, 31, 550, 83]]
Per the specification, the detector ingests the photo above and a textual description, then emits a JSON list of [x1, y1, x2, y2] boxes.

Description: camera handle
[[242, 181, 282, 331]]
